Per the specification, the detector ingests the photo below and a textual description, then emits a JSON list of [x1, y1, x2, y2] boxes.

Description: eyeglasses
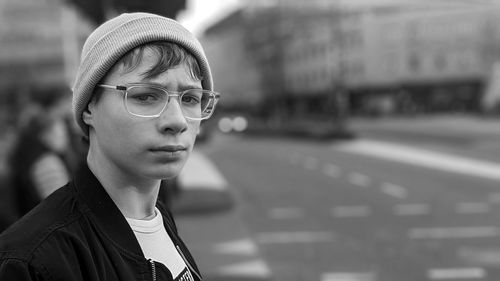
[[97, 84, 220, 120]]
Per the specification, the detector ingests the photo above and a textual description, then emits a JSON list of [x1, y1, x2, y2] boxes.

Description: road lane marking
[[335, 139, 500, 181], [348, 172, 371, 187], [458, 246, 500, 266], [409, 226, 500, 239], [213, 238, 259, 255], [427, 267, 486, 280], [394, 203, 430, 216], [455, 202, 490, 214], [380, 182, 408, 199], [256, 231, 335, 244], [217, 259, 272, 278], [322, 163, 341, 178], [321, 272, 375, 281], [331, 206, 371, 218], [268, 207, 305, 219]]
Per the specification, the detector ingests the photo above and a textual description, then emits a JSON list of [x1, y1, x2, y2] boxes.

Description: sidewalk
[[172, 151, 272, 281]]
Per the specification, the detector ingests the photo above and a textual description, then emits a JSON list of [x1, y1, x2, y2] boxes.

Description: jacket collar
[[73, 162, 144, 257]]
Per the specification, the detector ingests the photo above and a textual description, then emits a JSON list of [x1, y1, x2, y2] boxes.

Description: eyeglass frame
[[96, 83, 220, 120]]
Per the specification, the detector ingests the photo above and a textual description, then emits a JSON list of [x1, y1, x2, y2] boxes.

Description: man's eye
[[129, 92, 161, 103], [181, 95, 200, 105], [136, 94, 156, 101]]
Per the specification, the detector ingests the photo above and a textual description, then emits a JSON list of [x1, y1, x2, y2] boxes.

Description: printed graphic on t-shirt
[[174, 267, 194, 281]]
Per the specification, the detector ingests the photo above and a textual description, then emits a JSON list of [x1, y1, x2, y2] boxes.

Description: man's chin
[[151, 163, 185, 180]]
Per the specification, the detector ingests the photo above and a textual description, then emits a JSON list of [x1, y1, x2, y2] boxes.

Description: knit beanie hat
[[72, 12, 213, 136]]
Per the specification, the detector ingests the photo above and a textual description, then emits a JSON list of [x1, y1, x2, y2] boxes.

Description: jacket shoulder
[[0, 183, 83, 260]]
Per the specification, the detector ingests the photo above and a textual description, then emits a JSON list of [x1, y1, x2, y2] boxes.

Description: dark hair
[[120, 41, 203, 81]]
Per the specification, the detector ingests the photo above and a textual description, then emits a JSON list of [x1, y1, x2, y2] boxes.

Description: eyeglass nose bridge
[[155, 92, 185, 118]]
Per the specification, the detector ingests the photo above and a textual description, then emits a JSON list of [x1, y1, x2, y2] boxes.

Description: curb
[[173, 150, 272, 281]]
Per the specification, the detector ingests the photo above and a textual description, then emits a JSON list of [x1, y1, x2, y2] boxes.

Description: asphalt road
[[198, 120, 500, 281]]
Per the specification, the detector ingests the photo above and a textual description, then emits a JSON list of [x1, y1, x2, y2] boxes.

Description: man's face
[[85, 49, 201, 181]]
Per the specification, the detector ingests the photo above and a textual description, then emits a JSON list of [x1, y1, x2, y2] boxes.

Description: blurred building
[[202, 1, 500, 119], [201, 10, 263, 114], [0, 0, 92, 89], [0, 0, 93, 128]]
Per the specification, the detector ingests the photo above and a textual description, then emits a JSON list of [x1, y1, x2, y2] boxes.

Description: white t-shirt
[[126, 208, 193, 280]]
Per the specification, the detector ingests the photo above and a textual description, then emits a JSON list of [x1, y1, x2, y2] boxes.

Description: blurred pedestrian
[[0, 12, 220, 281], [7, 100, 72, 216]]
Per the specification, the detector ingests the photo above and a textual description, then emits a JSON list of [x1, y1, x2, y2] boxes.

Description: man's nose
[[157, 97, 188, 134]]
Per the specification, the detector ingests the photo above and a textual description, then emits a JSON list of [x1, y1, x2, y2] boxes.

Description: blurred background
[[3, 0, 500, 280]]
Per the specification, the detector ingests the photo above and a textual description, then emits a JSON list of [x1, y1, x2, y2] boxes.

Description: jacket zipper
[[149, 259, 156, 281], [176, 245, 203, 280]]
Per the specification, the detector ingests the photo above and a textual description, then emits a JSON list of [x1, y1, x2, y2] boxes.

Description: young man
[[0, 12, 219, 281]]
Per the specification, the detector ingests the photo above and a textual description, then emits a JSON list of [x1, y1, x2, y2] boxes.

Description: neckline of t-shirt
[[125, 207, 163, 233]]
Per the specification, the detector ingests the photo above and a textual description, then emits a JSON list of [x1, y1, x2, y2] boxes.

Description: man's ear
[[82, 99, 95, 126]]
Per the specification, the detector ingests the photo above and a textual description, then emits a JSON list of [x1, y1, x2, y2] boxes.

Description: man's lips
[[149, 145, 187, 152]]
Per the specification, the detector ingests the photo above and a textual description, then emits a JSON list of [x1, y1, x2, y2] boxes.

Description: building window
[[408, 53, 420, 73], [434, 53, 447, 71]]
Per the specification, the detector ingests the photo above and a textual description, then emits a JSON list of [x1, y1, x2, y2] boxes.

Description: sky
[[177, 0, 500, 35], [177, 0, 242, 35]]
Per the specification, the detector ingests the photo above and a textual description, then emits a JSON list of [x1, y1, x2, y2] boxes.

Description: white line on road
[[335, 139, 500, 181], [394, 203, 430, 216], [256, 231, 335, 244], [213, 238, 259, 256], [380, 182, 408, 199], [321, 272, 376, 281], [331, 206, 371, 218], [217, 259, 272, 279], [348, 172, 371, 187], [458, 246, 500, 266], [455, 202, 490, 214], [268, 207, 305, 219], [409, 226, 500, 239], [427, 267, 486, 280], [322, 163, 341, 178]]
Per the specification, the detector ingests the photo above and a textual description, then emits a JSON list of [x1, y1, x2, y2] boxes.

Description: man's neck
[[87, 152, 160, 220]]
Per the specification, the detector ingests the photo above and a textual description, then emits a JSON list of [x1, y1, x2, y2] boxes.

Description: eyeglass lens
[[126, 86, 215, 118]]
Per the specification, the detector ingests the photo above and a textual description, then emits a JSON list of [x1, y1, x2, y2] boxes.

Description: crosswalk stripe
[[331, 206, 371, 218], [268, 207, 304, 219], [427, 267, 486, 280], [394, 204, 430, 216], [322, 164, 341, 178], [409, 226, 500, 239], [348, 172, 371, 187], [257, 231, 335, 244], [213, 239, 258, 255], [321, 272, 375, 281], [217, 259, 271, 278], [380, 182, 408, 199], [455, 202, 490, 214]]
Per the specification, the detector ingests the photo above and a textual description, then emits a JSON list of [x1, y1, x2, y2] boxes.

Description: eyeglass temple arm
[[98, 84, 127, 91]]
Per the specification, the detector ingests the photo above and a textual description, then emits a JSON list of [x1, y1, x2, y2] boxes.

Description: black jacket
[[0, 164, 202, 281]]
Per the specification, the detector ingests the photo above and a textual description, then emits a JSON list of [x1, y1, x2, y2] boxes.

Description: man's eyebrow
[[138, 79, 202, 90], [180, 83, 203, 90]]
